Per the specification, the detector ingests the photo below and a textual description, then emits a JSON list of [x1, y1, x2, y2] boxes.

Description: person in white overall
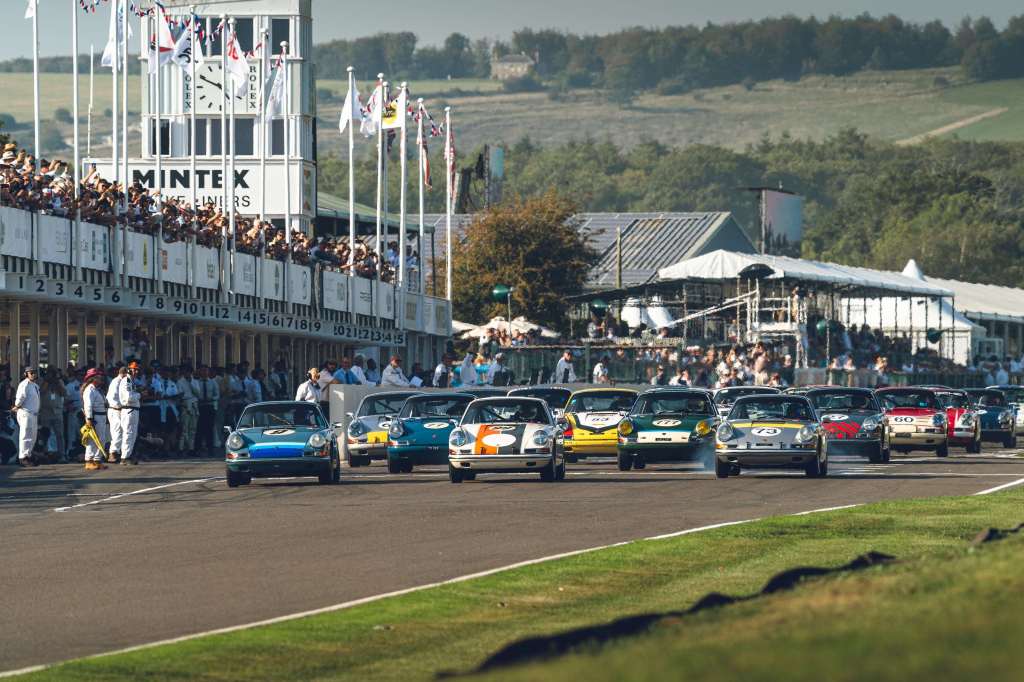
[[118, 362, 142, 465], [13, 367, 40, 466], [106, 366, 126, 464], [82, 368, 109, 471]]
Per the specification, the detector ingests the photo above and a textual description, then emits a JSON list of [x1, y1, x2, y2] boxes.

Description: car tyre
[[448, 464, 463, 483], [401, 462, 414, 474], [633, 456, 646, 470], [936, 442, 949, 458], [318, 467, 335, 485], [556, 460, 567, 481], [331, 460, 341, 483], [226, 469, 244, 488], [565, 453, 578, 464], [714, 457, 730, 478], [387, 459, 402, 474], [804, 453, 824, 478], [463, 470, 476, 481], [1003, 433, 1017, 449], [540, 458, 557, 482], [868, 445, 883, 464], [617, 451, 633, 471], [968, 432, 982, 454]]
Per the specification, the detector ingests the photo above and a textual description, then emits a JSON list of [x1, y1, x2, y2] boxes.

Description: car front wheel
[[617, 451, 633, 471], [387, 459, 402, 474], [936, 442, 949, 458], [226, 469, 245, 488], [714, 457, 730, 478], [1003, 432, 1017, 449], [448, 464, 463, 483]]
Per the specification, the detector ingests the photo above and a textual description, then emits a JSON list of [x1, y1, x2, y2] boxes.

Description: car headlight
[[532, 430, 552, 447], [999, 410, 1013, 425], [717, 422, 735, 441], [932, 414, 946, 427], [694, 420, 711, 437], [795, 425, 817, 443], [861, 416, 881, 431], [348, 421, 365, 437], [449, 429, 468, 448], [226, 433, 245, 451], [618, 419, 634, 436], [388, 421, 405, 438], [308, 433, 327, 449]]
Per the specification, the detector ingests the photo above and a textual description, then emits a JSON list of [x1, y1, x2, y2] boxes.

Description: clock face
[[184, 61, 261, 115]]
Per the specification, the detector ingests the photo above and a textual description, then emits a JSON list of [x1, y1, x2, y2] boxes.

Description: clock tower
[[90, 0, 317, 232]]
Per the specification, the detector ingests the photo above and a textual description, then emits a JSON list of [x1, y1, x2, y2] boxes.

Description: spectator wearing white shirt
[[351, 356, 369, 385], [381, 356, 412, 387], [592, 356, 611, 384], [13, 368, 40, 466], [554, 350, 578, 383], [295, 368, 321, 403]]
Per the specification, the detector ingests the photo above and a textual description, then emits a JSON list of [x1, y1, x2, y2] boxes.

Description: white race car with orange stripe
[[447, 397, 566, 483]]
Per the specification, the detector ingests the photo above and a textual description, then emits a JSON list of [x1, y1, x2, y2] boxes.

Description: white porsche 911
[[447, 397, 566, 483]]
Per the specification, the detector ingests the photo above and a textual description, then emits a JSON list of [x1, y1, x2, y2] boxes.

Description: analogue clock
[[185, 62, 259, 115]]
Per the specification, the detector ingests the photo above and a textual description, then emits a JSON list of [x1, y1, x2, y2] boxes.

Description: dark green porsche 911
[[615, 388, 719, 471]]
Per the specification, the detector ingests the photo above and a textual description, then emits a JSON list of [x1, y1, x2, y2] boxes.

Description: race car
[[932, 389, 982, 454], [224, 401, 341, 487], [561, 388, 638, 461], [448, 396, 565, 482], [386, 392, 475, 473], [508, 386, 573, 418], [712, 386, 780, 416], [714, 394, 826, 478], [875, 387, 948, 457], [963, 388, 1017, 448], [616, 388, 719, 471], [346, 391, 422, 466], [805, 387, 890, 463], [987, 385, 1024, 436]]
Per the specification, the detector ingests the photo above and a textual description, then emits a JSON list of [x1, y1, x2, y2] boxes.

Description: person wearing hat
[[81, 368, 109, 471], [117, 361, 142, 465], [381, 355, 411, 387], [554, 350, 578, 384], [294, 367, 321, 403], [486, 353, 515, 387], [12, 367, 40, 466], [106, 366, 127, 464]]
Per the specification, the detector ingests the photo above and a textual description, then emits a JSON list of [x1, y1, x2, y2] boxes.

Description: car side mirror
[[223, 426, 232, 436], [345, 411, 354, 420], [331, 422, 344, 430]]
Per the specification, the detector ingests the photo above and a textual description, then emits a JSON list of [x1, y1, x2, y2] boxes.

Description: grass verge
[[19, 487, 1024, 681]]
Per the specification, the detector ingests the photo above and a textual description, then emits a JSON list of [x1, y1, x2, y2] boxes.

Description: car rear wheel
[[448, 464, 463, 483], [1003, 433, 1017, 449], [936, 442, 949, 458], [968, 431, 982, 454], [617, 451, 633, 471], [226, 469, 244, 488], [714, 457, 730, 478]]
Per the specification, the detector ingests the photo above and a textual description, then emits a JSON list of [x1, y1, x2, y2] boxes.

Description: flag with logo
[[360, 80, 383, 138], [148, 1, 176, 75], [263, 57, 285, 123], [171, 17, 196, 74], [381, 87, 406, 130], [100, 0, 133, 71], [339, 85, 363, 134], [225, 28, 249, 97]]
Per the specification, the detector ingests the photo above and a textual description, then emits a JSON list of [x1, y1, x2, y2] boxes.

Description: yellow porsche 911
[[561, 388, 638, 461]]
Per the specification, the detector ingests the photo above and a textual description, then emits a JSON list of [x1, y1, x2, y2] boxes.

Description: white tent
[[459, 316, 560, 341], [658, 250, 953, 297], [621, 296, 675, 330]]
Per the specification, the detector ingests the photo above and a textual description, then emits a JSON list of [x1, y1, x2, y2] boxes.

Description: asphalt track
[[2, 449, 1023, 673]]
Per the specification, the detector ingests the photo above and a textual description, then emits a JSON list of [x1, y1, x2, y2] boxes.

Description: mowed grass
[[938, 78, 1024, 142], [18, 486, 1024, 681]]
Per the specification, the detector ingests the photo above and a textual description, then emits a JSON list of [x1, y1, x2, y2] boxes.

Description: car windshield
[[400, 396, 472, 419], [935, 393, 971, 409], [809, 391, 877, 411], [566, 392, 636, 413], [714, 387, 777, 405], [997, 388, 1024, 403], [510, 389, 572, 409], [970, 392, 1007, 407], [633, 394, 715, 416], [238, 404, 325, 429], [879, 391, 938, 410], [730, 397, 813, 421], [463, 400, 552, 425], [358, 394, 417, 417]]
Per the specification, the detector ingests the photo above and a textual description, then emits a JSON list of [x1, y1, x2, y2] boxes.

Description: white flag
[[171, 22, 194, 73], [264, 61, 285, 123], [339, 86, 363, 134], [225, 30, 249, 97], [381, 87, 407, 130], [24, 0, 37, 20], [148, 2, 177, 75], [100, 1, 133, 71], [360, 82, 382, 138]]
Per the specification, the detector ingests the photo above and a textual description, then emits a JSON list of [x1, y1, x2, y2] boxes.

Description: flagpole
[[382, 80, 390, 285], [374, 73, 384, 283], [31, 0, 40, 163], [220, 14, 228, 301], [258, 26, 269, 305], [398, 82, 408, 291], [347, 66, 356, 278], [417, 98, 425, 297], [228, 18, 237, 307], [72, 0, 81, 278], [155, 11, 164, 290], [121, 0, 129, 288], [87, 43, 94, 158], [111, 1, 120, 286], [282, 40, 291, 306], [189, 7, 198, 293], [444, 107, 452, 301]]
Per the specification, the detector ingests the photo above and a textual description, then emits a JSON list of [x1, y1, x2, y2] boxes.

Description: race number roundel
[[652, 419, 682, 427], [824, 414, 849, 422], [751, 427, 782, 437], [423, 422, 450, 430], [481, 433, 517, 448], [264, 428, 296, 436], [892, 416, 915, 424]]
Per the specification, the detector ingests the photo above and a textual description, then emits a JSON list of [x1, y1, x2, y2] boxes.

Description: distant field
[[3, 67, 1024, 158]]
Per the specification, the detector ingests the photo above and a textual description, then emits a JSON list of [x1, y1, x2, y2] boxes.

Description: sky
[[3, 0, 1023, 61]]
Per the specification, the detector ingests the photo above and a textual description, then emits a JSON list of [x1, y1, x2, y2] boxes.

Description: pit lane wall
[[0, 206, 452, 346]]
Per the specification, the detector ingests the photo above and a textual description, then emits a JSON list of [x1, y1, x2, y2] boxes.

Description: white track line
[[53, 478, 218, 513], [0, 503, 861, 678], [973, 476, 1024, 496]]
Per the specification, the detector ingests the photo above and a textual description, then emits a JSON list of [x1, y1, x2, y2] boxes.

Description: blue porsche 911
[[387, 393, 475, 473]]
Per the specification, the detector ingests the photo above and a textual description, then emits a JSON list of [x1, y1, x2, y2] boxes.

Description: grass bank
[[20, 487, 1024, 681]]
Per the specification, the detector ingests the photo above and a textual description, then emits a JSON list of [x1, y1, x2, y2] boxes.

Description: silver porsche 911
[[714, 394, 827, 478]]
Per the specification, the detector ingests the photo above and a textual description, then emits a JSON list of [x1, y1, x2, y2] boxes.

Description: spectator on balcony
[[350, 355, 369, 385], [364, 358, 381, 385], [380, 356, 411, 387]]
